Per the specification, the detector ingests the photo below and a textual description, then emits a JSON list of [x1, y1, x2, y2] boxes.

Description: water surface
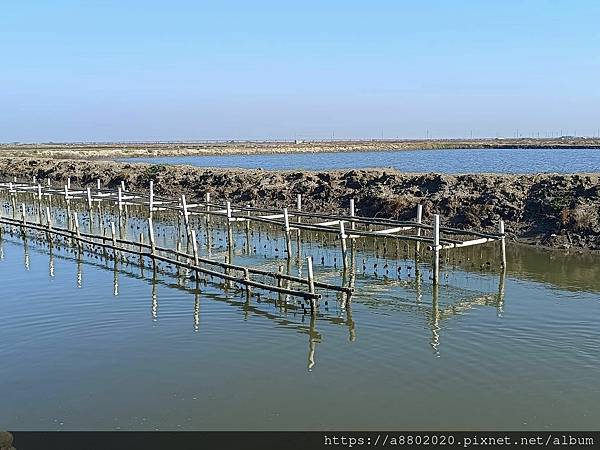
[[1, 199, 599, 430], [122, 148, 600, 173]]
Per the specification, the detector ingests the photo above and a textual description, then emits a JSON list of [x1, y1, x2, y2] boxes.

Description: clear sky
[[1, 0, 599, 142]]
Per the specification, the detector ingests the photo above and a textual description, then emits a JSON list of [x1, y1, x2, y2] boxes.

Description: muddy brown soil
[[1, 158, 599, 249]]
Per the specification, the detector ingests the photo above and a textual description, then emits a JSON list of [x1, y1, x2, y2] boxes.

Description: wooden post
[[117, 186, 123, 212], [73, 212, 81, 238], [226, 200, 234, 252], [415, 204, 423, 254], [191, 229, 200, 266], [20, 203, 26, 225], [97, 179, 101, 190], [349, 198, 356, 230], [110, 221, 117, 259], [47, 178, 52, 187], [64, 184, 69, 201], [283, 207, 292, 258], [46, 206, 52, 229], [433, 214, 440, 285], [73, 212, 81, 251], [499, 219, 507, 269], [296, 194, 302, 225], [243, 268, 251, 298], [149, 180, 154, 215], [139, 232, 145, 268], [67, 177, 71, 189], [181, 194, 191, 241], [306, 255, 316, 314], [37, 184, 42, 202], [339, 220, 348, 269], [86, 187, 92, 210], [148, 216, 156, 261], [121, 180, 126, 192]]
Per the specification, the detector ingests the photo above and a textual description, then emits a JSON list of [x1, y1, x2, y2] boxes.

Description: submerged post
[[148, 216, 156, 258], [415, 204, 423, 254], [499, 219, 507, 269], [339, 220, 348, 269], [110, 221, 117, 259], [191, 229, 200, 266], [283, 207, 292, 258], [306, 255, 316, 314], [432, 214, 440, 285], [181, 194, 191, 241]]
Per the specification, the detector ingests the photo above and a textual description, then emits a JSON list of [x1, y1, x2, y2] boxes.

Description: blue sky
[[1, 0, 599, 142]]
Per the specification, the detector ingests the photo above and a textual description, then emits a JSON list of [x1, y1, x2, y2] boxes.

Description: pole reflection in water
[[113, 258, 119, 297], [151, 268, 158, 322], [48, 243, 55, 278], [430, 283, 441, 357], [497, 269, 506, 316], [193, 280, 200, 332], [77, 251, 83, 289], [307, 313, 321, 371], [22, 232, 30, 271]]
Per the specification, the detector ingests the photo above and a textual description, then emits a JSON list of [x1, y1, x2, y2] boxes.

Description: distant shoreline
[[2, 138, 600, 159]]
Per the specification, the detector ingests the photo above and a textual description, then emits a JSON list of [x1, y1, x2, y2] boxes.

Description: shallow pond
[[1, 195, 599, 430]]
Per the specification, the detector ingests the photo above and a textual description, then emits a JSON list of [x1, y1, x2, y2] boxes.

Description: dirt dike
[[1, 158, 599, 250]]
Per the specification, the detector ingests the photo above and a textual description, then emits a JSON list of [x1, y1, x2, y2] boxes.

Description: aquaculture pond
[[1, 193, 599, 431], [122, 147, 600, 173]]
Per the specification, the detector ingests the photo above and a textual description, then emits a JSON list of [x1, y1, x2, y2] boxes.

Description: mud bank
[[2, 137, 600, 159], [1, 158, 599, 250]]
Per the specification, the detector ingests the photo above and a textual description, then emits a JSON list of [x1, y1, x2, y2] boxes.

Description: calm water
[[122, 148, 600, 173], [1, 200, 600, 430]]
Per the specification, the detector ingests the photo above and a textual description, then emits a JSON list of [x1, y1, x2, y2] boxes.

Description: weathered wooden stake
[[110, 221, 117, 259], [349, 198, 356, 230], [149, 180, 154, 215], [181, 194, 191, 241], [87, 187, 93, 210], [224, 201, 233, 253], [97, 179, 101, 190], [191, 229, 199, 266], [46, 206, 52, 229], [433, 214, 440, 285], [415, 204, 423, 254], [117, 186, 123, 212], [339, 220, 348, 269], [148, 216, 156, 259], [67, 177, 71, 189], [283, 207, 292, 258], [499, 219, 507, 269], [306, 255, 316, 313]]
